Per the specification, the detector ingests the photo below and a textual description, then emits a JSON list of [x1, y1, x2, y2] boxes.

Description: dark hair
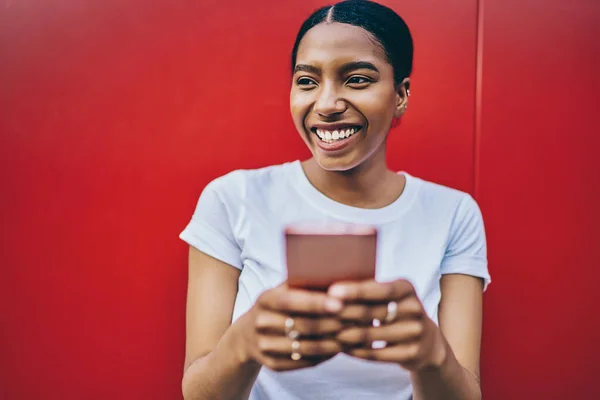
[[291, 0, 413, 87]]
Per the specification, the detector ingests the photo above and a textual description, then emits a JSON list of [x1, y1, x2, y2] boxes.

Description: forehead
[[295, 22, 388, 66]]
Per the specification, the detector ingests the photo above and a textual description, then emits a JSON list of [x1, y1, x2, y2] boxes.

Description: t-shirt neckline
[[286, 160, 419, 224]]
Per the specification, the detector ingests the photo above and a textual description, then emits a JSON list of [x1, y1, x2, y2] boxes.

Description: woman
[[179, 1, 490, 399]]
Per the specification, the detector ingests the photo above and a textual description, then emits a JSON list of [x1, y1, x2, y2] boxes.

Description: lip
[[310, 123, 362, 131]]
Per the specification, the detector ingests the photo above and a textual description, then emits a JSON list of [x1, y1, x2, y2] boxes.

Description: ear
[[394, 78, 411, 118]]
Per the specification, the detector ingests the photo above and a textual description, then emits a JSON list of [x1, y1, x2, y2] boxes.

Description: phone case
[[285, 222, 378, 289]]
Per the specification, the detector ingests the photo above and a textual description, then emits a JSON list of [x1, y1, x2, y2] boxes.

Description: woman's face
[[290, 22, 407, 172]]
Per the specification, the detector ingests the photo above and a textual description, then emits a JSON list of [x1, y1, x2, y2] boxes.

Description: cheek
[[290, 93, 311, 127], [360, 92, 397, 124]]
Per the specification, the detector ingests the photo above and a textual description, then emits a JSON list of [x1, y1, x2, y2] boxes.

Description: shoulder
[[202, 162, 292, 203], [408, 175, 479, 214]]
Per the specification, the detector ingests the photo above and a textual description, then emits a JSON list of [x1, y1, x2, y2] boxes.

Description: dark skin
[[182, 22, 483, 400], [291, 22, 408, 210]]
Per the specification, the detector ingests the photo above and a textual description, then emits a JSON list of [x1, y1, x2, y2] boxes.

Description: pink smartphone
[[285, 222, 378, 290]]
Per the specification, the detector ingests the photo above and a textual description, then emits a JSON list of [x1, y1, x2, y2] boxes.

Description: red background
[[1, 0, 598, 399]]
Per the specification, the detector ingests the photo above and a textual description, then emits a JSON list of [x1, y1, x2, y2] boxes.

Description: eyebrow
[[293, 61, 380, 75], [294, 64, 320, 75], [340, 61, 380, 75]]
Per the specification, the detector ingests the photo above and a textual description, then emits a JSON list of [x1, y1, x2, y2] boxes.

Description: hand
[[236, 282, 345, 372], [328, 279, 447, 371]]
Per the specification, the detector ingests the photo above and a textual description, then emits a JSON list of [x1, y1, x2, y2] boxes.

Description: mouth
[[308, 124, 364, 152]]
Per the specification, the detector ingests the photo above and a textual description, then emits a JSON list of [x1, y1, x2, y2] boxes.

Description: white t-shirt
[[180, 160, 490, 400]]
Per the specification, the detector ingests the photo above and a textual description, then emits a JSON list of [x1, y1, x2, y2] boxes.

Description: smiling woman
[[179, 1, 489, 399], [292, 29, 400, 167], [290, 6, 411, 173]]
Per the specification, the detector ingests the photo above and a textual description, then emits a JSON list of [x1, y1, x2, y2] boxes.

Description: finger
[[258, 287, 343, 315], [257, 336, 342, 358], [259, 355, 331, 372], [348, 342, 422, 363], [255, 310, 344, 337], [338, 296, 423, 323], [337, 320, 424, 345], [338, 303, 387, 323], [328, 279, 415, 303]]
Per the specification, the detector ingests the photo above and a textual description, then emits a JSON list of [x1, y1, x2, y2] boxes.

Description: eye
[[296, 77, 317, 89], [346, 76, 373, 88]]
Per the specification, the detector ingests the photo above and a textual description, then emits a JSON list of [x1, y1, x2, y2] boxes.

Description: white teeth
[[314, 127, 359, 142]]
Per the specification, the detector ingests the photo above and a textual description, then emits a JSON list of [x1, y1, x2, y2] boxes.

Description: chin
[[313, 153, 363, 173]]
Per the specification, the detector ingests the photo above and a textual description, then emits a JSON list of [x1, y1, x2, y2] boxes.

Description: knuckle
[[295, 318, 308, 333], [368, 307, 379, 321], [335, 329, 349, 343], [385, 282, 396, 298], [263, 357, 278, 370], [356, 285, 366, 300], [306, 341, 321, 354], [409, 297, 423, 313], [254, 312, 268, 330], [310, 319, 326, 334], [406, 343, 420, 360], [411, 321, 424, 338], [313, 297, 326, 314], [360, 328, 371, 343], [278, 293, 291, 311], [257, 337, 270, 353], [326, 319, 343, 333], [310, 318, 326, 334], [315, 340, 331, 354], [398, 278, 415, 291], [358, 305, 371, 322], [376, 305, 388, 321], [329, 340, 343, 353], [295, 318, 310, 334], [256, 292, 268, 307], [337, 329, 357, 344]]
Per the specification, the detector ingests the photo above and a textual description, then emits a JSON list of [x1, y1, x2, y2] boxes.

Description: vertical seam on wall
[[474, 0, 484, 198]]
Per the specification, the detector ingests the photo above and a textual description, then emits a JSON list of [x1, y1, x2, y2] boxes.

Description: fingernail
[[329, 285, 346, 298], [324, 297, 343, 313]]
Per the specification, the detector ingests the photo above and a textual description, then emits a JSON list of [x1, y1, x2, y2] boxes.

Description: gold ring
[[371, 318, 387, 349], [284, 317, 300, 340], [291, 340, 301, 360]]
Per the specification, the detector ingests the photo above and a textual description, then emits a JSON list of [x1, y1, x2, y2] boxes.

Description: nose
[[314, 84, 346, 117]]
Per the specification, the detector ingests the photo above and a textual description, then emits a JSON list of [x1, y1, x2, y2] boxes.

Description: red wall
[[0, 1, 598, 399], [478, 1, 600, 398]]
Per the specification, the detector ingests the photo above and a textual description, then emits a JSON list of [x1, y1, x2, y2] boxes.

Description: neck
[[301, 151, 404, 209]]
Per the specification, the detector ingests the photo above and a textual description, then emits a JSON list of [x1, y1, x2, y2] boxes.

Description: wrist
[[225, 313, 259, 368], [421, 318, 449, 370]]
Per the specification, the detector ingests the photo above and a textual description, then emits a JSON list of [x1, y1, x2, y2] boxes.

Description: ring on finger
[[371, 318, 387, 349], [384, 301, 398, 324], [291, 340, 301, 360], [284, 317, 300, 340]]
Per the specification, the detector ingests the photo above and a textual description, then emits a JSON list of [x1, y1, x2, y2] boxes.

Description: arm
[[411, 273, 483, 400], [330, 274, 484, 400], [181, 246, 344, 400], [181, 246, 261, 400]]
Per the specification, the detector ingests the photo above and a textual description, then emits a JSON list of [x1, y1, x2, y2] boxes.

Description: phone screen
[[285, 222, 378, 290]]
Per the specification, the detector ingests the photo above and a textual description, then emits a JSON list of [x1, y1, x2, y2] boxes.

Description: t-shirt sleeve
[[179, 175, 243, 270], [440, 194, 491, 291]]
